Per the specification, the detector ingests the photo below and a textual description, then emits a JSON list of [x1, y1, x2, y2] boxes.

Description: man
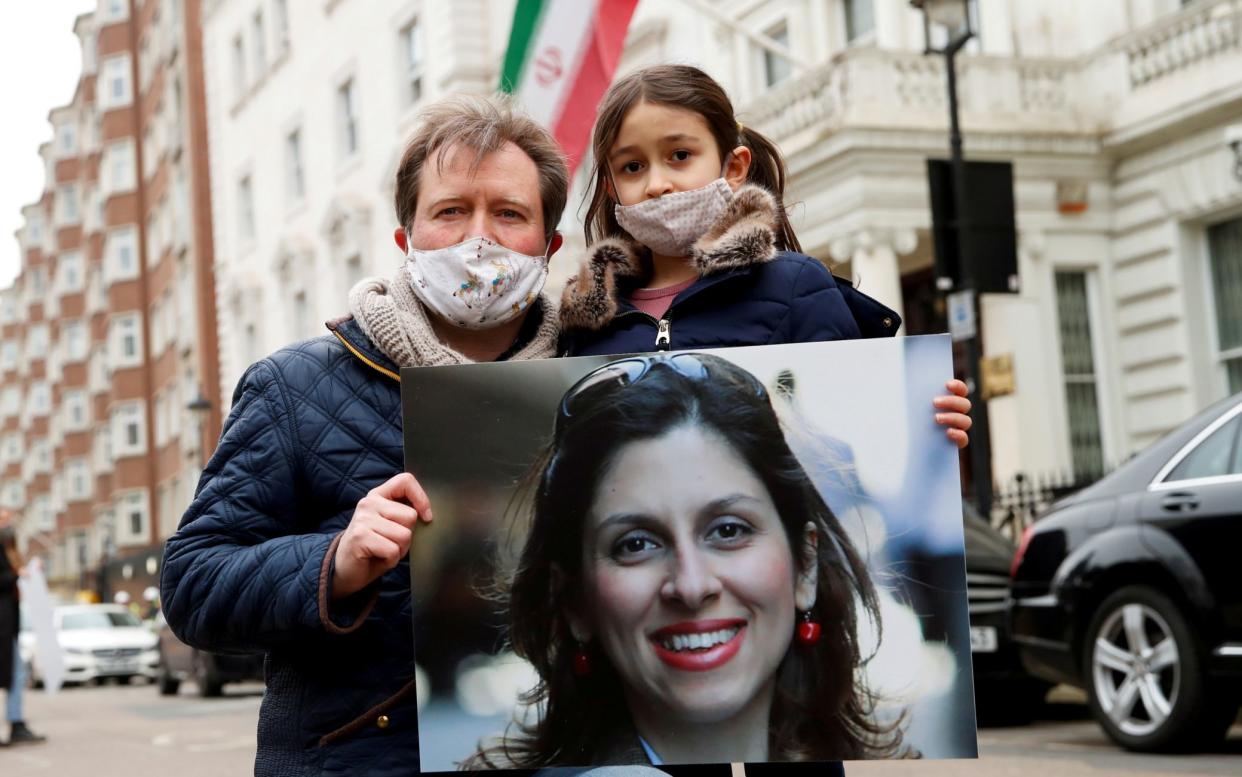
[[161, 95, 567, 777], [0, 509, 47, 747]]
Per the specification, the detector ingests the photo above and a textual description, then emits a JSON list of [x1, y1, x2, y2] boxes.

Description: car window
[[1167, 414, 1242, 482], [60, 610, 143, 630]]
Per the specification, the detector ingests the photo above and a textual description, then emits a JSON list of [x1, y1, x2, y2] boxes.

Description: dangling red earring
[[572, 643, 593, 676], [797, 610, 821, 646]]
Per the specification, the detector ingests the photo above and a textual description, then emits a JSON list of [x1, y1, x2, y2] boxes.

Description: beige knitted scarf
[[347, 267, 560, 367]]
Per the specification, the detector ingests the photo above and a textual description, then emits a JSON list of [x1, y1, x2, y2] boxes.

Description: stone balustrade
[[743, 0, 1242, 147], [1122, 0, 1241, 88]]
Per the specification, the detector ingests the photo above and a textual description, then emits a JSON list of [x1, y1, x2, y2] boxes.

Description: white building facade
[[205, 0, 1242, 489]]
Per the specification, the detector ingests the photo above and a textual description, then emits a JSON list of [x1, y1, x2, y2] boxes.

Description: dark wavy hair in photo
[[582, 64, 802, 254], [464, 354, 907, 769]]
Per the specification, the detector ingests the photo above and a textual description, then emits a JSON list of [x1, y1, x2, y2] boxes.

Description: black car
[[154, 611, 264, 697], [1011, 392, 1242, 751], [963, 502, 1050, 723]]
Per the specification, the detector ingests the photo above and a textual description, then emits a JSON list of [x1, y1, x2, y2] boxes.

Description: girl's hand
[[934, 379, 972, 449]]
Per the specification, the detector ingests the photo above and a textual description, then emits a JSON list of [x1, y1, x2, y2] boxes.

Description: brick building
[[0, 0, 220, 600]]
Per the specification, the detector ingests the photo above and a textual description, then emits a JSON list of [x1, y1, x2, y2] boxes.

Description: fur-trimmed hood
[[560, 184, 780, 331]]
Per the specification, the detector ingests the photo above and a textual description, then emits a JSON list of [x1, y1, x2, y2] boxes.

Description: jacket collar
[[560, 184, 780, 332], [325, 316, 402, 382]]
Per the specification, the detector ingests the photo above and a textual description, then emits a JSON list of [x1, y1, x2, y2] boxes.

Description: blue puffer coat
[[559, 185, 899, 355], [161, 318, 419, 777]]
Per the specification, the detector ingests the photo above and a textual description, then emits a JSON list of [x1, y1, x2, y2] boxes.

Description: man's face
[[404, 141, 547, 256]]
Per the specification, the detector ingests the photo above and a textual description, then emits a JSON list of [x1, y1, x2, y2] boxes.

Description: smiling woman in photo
[[463, 353, 908, 769]]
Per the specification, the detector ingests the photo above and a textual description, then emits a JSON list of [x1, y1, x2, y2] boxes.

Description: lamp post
[[912, 0, 994, 518], [186, 390, 212, 471]]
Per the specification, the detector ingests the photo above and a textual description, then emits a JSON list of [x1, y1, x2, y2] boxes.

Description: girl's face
[[572, 423, 816, 730], [606, 101, 750, 207]]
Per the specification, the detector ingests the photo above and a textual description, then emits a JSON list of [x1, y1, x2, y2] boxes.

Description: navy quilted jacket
[[161, 318, 419, 777], [558, 186, 899, 356]]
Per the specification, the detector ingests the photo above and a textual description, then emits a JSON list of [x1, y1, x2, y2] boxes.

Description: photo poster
[[402, 335, 978, 772]]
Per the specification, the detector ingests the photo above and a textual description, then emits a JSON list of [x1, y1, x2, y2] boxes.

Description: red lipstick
[[649, 619, 746, 672]]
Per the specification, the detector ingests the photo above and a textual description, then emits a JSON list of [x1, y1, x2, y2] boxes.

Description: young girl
[[560, 64, 971, 447]]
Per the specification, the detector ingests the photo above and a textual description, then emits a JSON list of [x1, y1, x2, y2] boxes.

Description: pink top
[[628, 277, 697, 320]]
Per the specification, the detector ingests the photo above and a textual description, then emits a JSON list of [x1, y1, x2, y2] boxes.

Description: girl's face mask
[[614, 178, 734, 258], [404, 235, 549, 330]]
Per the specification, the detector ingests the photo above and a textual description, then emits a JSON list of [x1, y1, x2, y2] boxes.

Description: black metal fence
[[988, 469, 1105, 540]]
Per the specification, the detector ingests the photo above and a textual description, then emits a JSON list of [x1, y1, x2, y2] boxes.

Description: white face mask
[[404, 236, 549, 330], [614, 178, 734, 257]]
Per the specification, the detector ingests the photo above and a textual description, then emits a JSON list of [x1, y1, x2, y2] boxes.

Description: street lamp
[[186, 390, 212, 470], [912, 0, 995, 519]]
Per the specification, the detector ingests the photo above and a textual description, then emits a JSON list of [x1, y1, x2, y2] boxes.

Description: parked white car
[[25, 604, 160, 687]]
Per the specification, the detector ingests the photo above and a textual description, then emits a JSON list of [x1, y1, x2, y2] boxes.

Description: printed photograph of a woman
[[403, 337, 977, 772]]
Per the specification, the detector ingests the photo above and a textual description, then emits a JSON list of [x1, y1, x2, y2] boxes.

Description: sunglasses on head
[[555, 353, 768, 434]]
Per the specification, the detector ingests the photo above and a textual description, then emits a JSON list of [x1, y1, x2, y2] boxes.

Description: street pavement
[[2, 681, 1240, 776]]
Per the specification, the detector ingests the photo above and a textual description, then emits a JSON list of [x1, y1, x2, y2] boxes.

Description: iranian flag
[[499, 0, 640, 173]]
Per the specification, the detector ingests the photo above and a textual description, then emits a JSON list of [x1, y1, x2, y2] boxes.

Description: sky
[[0, 1, 97, 289]]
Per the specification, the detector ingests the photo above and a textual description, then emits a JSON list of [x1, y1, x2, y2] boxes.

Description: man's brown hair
[[393, 94, 569, 240]]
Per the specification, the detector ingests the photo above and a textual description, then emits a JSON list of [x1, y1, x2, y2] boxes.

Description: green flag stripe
[[499, 0, 546, 93]]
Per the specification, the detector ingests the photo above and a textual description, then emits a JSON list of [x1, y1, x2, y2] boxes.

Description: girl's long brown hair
[[583, 64, 802, 254]]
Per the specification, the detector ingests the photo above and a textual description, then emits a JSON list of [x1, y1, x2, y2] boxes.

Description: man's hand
[[934, 379, 973, 449], [332, 473, 433, 601]]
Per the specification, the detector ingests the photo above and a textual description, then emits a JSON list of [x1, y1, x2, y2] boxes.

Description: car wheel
[[193, 651, 223, 698], [1084, 585, 1230, 752]]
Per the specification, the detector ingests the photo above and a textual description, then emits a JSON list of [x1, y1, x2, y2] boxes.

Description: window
[[113, 403, 146, 456], [64, 389, 89, 430], [251, 10, 267, 77], [111, 313, 142, 367], [27, 323, 49, 354], [107, 226, 139, 281], [1167, 413, 1242, 482], [286, 128, 305, 199], [59, 251, 84, 294], [0, 341, 16, 371], [238, 175, 255, 239], [293, 290, 310, 339], [232, 33, 247, 100], [106, 140, 136, 192], [762, 22, 792, 88], [58, 185, 80, 223], [154, 392, 167, 446], [345, 252, 365, 290], [29, 382, 51, 415], [82, 33, 97, 72], [30, 268, 46, 298], [1055, 271, 1105, 478], [0, 388, 20, 417], [67, 459, 91, 501], [29, 495, 54, 533], [402, 19, 424, 105], [32, 439, 51, 473], [103, 0, 128, 22], [1207, 217, 1242, 394], [1, 434, 19, 464], [58, 122, 77, 155], [844, 0, 875, 43], [64, 319, 88, 362], [120, 491, 148, 538], [101, 56, 132, 108], [338, 79, 358, 158], [274, 0, 290, 51]]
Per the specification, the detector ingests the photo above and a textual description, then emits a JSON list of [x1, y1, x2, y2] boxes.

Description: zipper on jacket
[[655, 318, 671, 351]]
